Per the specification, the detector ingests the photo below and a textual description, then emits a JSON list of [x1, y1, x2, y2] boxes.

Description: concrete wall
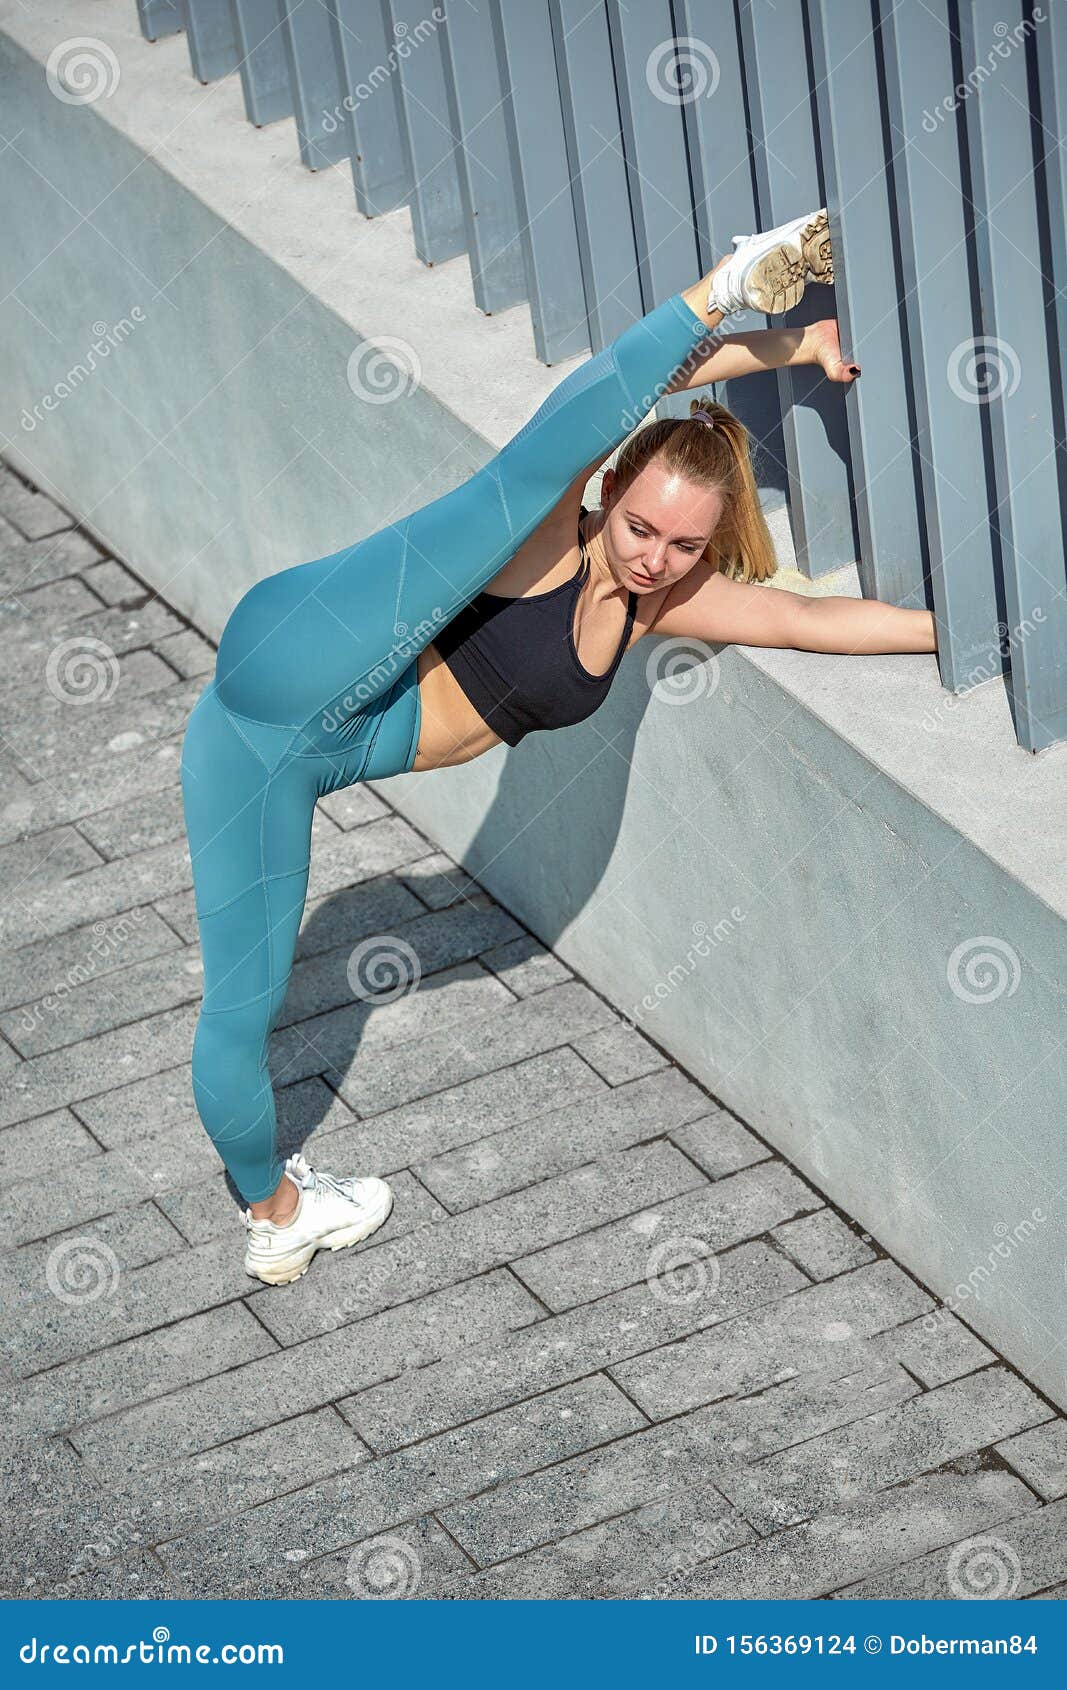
[[2, 4, 1065, 1410]]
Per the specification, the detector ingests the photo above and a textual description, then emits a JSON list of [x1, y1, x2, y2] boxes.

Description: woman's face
[[600, 461, 723, 594]]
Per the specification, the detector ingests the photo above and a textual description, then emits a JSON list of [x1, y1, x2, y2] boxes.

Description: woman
[[181, 208, 936, 1286]]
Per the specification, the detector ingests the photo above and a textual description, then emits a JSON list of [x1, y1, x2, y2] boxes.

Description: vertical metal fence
[[134, 0, 1067, 752]]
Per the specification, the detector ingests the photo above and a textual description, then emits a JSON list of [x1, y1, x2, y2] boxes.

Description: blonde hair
[[607, 396, 778, 582]]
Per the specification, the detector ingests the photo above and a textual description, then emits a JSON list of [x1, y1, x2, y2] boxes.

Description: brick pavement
[[1, 461, 1064, 1603]]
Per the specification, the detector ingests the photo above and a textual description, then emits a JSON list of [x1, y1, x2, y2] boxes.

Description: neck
[[580, 506, 625, 600]]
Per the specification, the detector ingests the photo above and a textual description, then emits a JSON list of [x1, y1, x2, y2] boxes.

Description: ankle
[[248, 1176, 299, 1227]]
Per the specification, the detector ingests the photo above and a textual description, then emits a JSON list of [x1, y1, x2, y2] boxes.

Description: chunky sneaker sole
[[710, 207, 835, 316], [244, 1171, 394, 1286]]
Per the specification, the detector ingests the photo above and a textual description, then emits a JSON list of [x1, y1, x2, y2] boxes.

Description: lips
[[630, 568, 656, 588]]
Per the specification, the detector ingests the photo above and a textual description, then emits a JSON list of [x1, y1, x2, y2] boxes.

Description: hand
[[804, 318, 860, 384]]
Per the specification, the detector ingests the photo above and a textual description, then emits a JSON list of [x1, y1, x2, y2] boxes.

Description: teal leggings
[[180, 291, 711, 1201]]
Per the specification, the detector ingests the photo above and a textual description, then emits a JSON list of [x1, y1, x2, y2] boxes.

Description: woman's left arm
[[648, 564, 937, 655]]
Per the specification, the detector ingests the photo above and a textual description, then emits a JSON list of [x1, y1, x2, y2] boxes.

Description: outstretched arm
[[647, 561, 937, 655], [661, 317, 860, 393]]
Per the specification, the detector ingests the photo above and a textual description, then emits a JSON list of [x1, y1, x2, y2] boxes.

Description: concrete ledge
[[2, 0, 1065, 1409]]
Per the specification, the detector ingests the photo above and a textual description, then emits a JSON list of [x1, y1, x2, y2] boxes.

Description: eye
[[628, 522, 699, 553]]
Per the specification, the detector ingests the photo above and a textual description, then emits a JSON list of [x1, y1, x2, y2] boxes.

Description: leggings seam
[[195, 862, 311, 920], [200, 969, 294, 1016]]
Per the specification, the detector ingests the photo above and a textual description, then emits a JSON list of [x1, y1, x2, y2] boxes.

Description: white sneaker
[[243, 1153, 394, 1286], [708, 207, 834, 316]]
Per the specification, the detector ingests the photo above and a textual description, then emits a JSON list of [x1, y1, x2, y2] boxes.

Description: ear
[[600, 466, 616, 505]]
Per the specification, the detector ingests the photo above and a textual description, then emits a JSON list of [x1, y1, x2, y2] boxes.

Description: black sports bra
[[432, 506, 638, 747]]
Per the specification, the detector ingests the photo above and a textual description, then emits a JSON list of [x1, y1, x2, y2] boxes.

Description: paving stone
[[437, 1468, 1034, 1600], [0, 469, 74, 539], [886, 1307, 999, 1388], [571, 1022, 667, 1084], [512, 1158, 820, 1312], [154, 627, 216, 679], [7, 675, 202, 783], [252, 1139, 707, 1349], [78, 785, 331, 861], [310, 1047, 610, 1182], [412, 1067, 706, 1214], [437, 1477, 755, 1598], [0, 1107, 100, 1184], [439, 1361, 918, 1566], [669, 1110, 773, 1178], [0, 1004, 198, 1130], [715, 1367, 1051, 1533], [339, 1241, 807, 1453], [0, 1407, 367, 1596], [392, 851, 485, 909], [225, 1514, 471, 1600], [276, 904, 522, 1030], [331, 978, 620, 1115], [68, 1271, 540, 1474], [996, 1418, 1067, 1500], [0, 1432, 87, 1510], [2, 940, 204, 1057], [609, 1258, 933, 1419], [770, 1207, 877, 1279], [10, 1302, 278, 1436], [317, 784, 388, 830], [82, 559, 146, 606], [77, 1068, 351, 1155], [0, 906, 180, 1016], [4, 602, 183, 698], [480, 933, 572, 996], [0, 738, 183, 846], [0, 1204, 184, 1323], [3, 574, 101, 626], [37, 1550, 181, 1600], [0, 529, 104, 594], [0, 837, 192, 950], [156, 1375, 646, 1593], [268, 960, 515, 1093], [829, 1491, 1065, 1599], [0, 824, 104, 907]]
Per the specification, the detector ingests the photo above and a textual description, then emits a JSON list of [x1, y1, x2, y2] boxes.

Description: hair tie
[[691, 406, 716, 428]]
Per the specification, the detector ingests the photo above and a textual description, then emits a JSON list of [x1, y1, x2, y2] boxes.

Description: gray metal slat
[[956, 0, 1067, 750], [328, 0, 413, 217], [277, 0, 349, 170], [666, 0, 786, 494], [549, 0, 641, 351], [879, 0, 1000, 693], [439, 0, 527, 314], [136, 0, 184, 42], [230, 0, 292, 126], [184, 0, 239, 82], [489, 0, 587, 363], [382, 0, 467, 265], [809, 0, 926, 606], [736, 0, 855, 578]]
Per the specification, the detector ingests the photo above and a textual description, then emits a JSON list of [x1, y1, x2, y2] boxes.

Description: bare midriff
[[411, 641, 504, 770]]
